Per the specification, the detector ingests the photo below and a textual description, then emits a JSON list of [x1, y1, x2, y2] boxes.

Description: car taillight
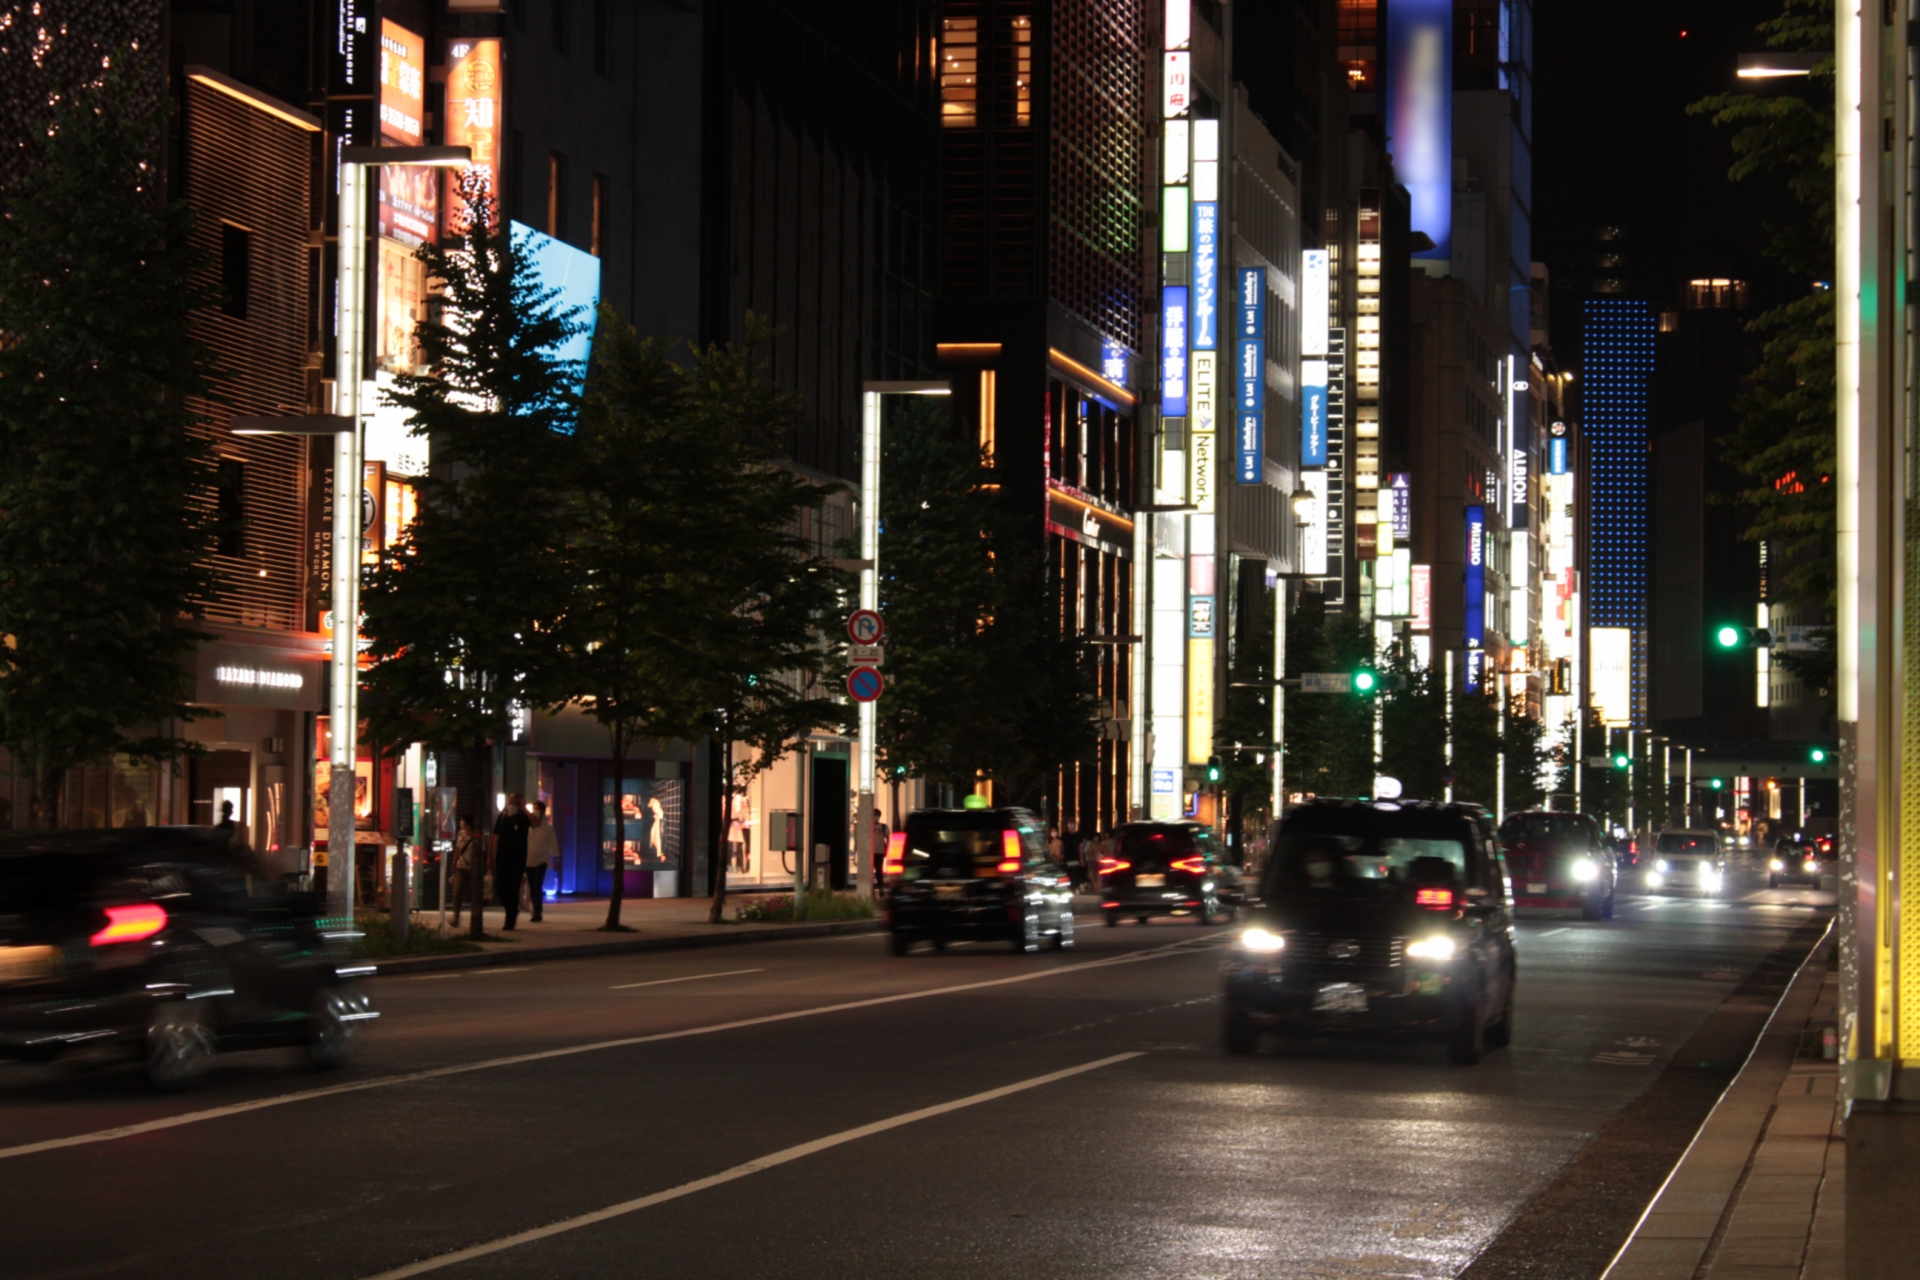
[[1099, 857, 1131, 874], [998, 829, 1021, 875], [1170, 856, 1207, 874], [884, 831, 906, 877], [1415, 888, 1454, 909], [91, 903, 167, 946]]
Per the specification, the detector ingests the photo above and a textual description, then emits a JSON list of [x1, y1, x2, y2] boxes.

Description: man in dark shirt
[[491, 793, 532, 931]]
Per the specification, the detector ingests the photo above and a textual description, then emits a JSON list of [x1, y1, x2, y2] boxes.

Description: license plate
[[1135, 874, 1166, 888], [1314, 982, 1368, 1013], [0, 945, 55, 983], [1527, 882, 1548, 894], [934, 883, 966, 898]]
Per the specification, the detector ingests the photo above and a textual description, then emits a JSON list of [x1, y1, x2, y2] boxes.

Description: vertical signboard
[[1411, 563, 1432, 631], [1591, 627, 1632, 726], [1301, 469, 1328, 576], [1385, 0, 1453, 262], [1192, 203, 1219, 350], [1301, 248, 1329, 358], [1161, 286, 1189, 417], [1188, 366, 1217, 515], [1508, 447, 1529, 529], [1300, 359, 1328, 467], [1387, 473, 1411, 541], [1236, 267, 1264, 484], [1163, 52, 1192, 117], [1464, 503, 1486, 662], [444, 39, 503, 235], [379, 21, 425, 141]]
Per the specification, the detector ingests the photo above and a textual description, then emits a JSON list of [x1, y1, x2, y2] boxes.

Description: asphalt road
[[0, 875, 1832, 1280]]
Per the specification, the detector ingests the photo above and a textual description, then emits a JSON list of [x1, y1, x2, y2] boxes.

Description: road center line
[[0, 936, 1209, 1164], [360, 1051, 1144, 1280], [1536, 927, 1572, 938], [610, 968, 764, 990]]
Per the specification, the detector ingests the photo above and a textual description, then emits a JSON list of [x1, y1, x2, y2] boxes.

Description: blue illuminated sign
[[1101, 338, 1130, 389], [1235, 268, 1264, 485], [1238, 266, 1263, 340], [1550, 436, 1568, 475], [1236, 414, 1263, 484], [511, 220, 602, 422], [1161, 287, 1189, 417], [1385, 0, 1453, 262], [1464, 504, 1486, 664], [1237, 337, 1263, 414], [1300, 360, 1328, 467], [1192, 202, 1219, 350]]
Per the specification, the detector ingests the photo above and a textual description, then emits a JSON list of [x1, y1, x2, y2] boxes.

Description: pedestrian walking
[[1060, 818, 1083, 884], [1047, 827, 1063, 862], [449, 816, 480, 927], [492, 793, 532, 932], [526, 800, 558, 922]]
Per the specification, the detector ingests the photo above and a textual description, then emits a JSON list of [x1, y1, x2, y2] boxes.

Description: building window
[[1011, 16, 1031, 126], [590, 173, 606, 257], [940, 18, 978, 128], [552, 0, 569, 54], [1685, 278, 1749, 309], [220, 223, 250, 320], [215, 458, 246, 557], [548, 152, 568, 239], [593, 0, 609, 74]]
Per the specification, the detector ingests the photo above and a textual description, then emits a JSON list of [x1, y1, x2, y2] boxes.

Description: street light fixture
[[1736, 52, 1819, 79], [1290, 486, 1319, 525], [854, 382, 949, 903], [232, 143, 469, 923]]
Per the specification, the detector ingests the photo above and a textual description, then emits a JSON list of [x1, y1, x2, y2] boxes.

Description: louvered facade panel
[[1049, 0, 1144, 353], [184, 77, 314, 634]]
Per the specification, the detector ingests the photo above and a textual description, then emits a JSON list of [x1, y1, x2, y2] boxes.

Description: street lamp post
[[237, 143, 467, 924], [854, 382, 948, 902]]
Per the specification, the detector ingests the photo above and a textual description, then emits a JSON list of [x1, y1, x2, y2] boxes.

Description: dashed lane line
[[609, 968, 764, 990]]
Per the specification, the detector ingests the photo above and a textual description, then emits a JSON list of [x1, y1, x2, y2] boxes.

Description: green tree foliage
[[360, 181, 581, 933], [1378, 647, 1448, 801], [1216, 575, 1277, 809], [1281, 608, 1374, 798], [1502, 708, 1550, 814], [0, 62, 219, 825], [1689, 0, 1835, 684], [1449, 686, 1501, 808], [874, 400, 1099, 807], [572, 312, 840, 924]]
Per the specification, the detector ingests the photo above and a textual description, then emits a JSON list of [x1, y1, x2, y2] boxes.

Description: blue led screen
[[511, 220, 601, 421]]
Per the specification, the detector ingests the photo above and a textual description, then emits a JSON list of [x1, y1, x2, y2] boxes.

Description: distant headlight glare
[[1239, 927, 1286, 953], [1406, 935, 1456, 961], [1646, 871, 1664, 887], [1769, 858, 1785, 872], [1804, 860, 1818, 873], [1572, 858, 1598, 882], [1656, 859, 1671, 873]]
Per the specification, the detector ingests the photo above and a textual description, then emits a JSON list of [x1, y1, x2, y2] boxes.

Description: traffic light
[[1351, 669, 1380, 695], [1712, 625, 1773, 650], [1205, 756, 1223, 784], [1709, 777, 1725, 791], [1612, 752, 1631, 770], [1808, 745, 1829, 765]]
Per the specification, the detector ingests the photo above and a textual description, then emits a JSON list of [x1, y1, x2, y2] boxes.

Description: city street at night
[[0, 882, 1829, 1280]]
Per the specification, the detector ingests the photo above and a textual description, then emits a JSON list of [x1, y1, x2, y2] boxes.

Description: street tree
[[360, 177, 583, 937], [569, 312, 839, 927], [0, 62, 219, 826], [874, 399, 1100, 808], [1378, 648, 1448, 801], [1280, 608, 1375, 798]]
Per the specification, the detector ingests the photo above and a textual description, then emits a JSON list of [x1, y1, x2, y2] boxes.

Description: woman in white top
[[526, 800, 560, 922]]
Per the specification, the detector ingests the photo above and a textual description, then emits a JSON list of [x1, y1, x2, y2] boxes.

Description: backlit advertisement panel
[[1591, 627, 1632, 726], [1411, 563, 1432, 630], [1163, 51, 1192, 117], [1161, 287, 1189, 417], [1301, 248, 1329, 357], [1192, 202, 1218, 349], [443, 38, 501, 235], [379, 20, 425, 142], [511, 221, 602, 417], [1187, 637, 1214, 765], [1465, 504, 1486, 651], [1300, 359, 1328, 467], [1387, 473, 1411, 540], [1301, 470, 1328, 576], [1385, 0, 1453, 262]]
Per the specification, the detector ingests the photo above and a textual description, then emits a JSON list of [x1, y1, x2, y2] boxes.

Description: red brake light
[[1098, 857, 1131, 874], [884, 831, 906, 877], [91, 903, 167, 946], [1170, 856, 1207, 874], [1415, 888, 1454, 909], [998, 829, 1022, 875]]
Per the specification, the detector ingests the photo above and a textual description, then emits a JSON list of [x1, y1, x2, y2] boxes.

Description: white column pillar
[[328, 160, 368, 924], [854, 391, 881, 901]]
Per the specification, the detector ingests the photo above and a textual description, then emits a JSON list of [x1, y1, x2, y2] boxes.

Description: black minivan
[[1099, 822, 1233, 925], [884, 806, 1074, 954], [1222, 799, 1517, 1064]]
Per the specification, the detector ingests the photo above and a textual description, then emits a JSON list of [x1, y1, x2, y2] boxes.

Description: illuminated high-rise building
[[1581, 296, 1655, 726]]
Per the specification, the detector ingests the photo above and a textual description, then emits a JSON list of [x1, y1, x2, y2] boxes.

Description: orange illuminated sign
[[444, 38, 502, 235], [379, 21, 426, 143]]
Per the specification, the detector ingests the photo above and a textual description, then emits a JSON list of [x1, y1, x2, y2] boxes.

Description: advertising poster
[[1161, 286, 1189, 417], [1464, 504, 1486, 655], [601, 777, 685, 870], [444, 38, 502, 234], [1192, 202, 1218, 349], [1300, 359, 1328, 467]]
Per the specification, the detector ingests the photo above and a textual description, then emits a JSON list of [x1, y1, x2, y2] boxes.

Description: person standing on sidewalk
[[449, 816, 480, 928], [492, 794, 532, 932], [526, 800, 557, 923]]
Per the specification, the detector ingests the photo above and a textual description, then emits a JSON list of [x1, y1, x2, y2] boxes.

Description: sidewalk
[[370, 893, 884, 977], [1604, 930, 1842, 1280]]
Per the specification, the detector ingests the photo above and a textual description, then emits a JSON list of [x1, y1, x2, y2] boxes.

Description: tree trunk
[[30, 765, 62, 830], [469, 742, 488, 940], [605, 720, 628, 929], [707, 731, 733, 924]]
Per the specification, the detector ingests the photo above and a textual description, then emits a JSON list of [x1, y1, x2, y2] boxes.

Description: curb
[[367, 918, 886, 977]]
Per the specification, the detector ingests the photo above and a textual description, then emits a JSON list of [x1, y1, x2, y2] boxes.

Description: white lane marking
[[610, 968, 764, 990], [360, 1051, 1143, 1279], [1535, 927, 1573, 938], [466, 967, 531, 976], [0, 936, 1202, 1163], [405, 974, 466, 982]]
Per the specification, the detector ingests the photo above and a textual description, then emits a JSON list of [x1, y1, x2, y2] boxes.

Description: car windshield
[[901, 812, 1041, 878], [1499, 814, 1589, 846], [1262, 832, 1471, 900], [1656, 833, 1717, 854]]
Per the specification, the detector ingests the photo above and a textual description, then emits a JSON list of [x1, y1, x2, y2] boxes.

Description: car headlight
[[1804, 860, 1818, 873], [1656, 859, 1670, 873], [1769, 858, 1784, 871], [1572, 858, 1598, 882], [1238, 926, 1286, 953], [1405, 935, 1456, 961], [1646, 870, 1664, 886], [1737, 836, 1751, 848]]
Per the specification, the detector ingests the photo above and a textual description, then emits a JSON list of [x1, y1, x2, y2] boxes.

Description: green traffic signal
[[1352, 669, 1379, 695], [1612, 753, 1630, 770], [1205, 756, 1223, 784], [1709, 777, 1725, 790], [1808, 746, 1829, 764], [1714, 624, 1744, 650]]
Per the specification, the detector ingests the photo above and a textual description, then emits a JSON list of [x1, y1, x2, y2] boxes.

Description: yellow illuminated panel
[[1188, 637, 1214, 765]]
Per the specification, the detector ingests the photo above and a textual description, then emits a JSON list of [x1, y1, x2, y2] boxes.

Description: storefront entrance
[[811, 754, 849, 890]]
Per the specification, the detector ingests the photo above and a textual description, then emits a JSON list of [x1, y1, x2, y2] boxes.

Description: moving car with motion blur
[[1098, 822, 1235, 926], [1645, 829, 1727, 896], [1497, 810, 1616, 919], [1222, 799, 1516, 1065], [0, 828, 374, 1090], [884, 805, 1074, 954], [1768, 836, 1834, 888]]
